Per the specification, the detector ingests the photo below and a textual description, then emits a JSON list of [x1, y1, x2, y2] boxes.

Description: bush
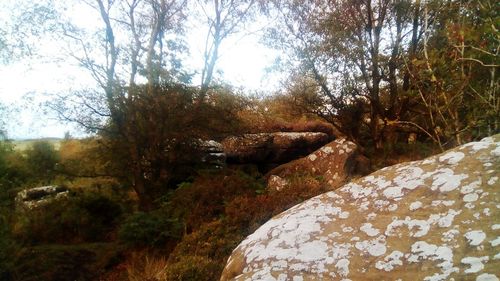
[[25, 141, 60, 183], [118, 212, 182, 248], [225, 173, 327, 233], [166, 256, 221, 281], [162, 169, 263, 233], [11, 243, 122, 281], [13, 192, 123, 244], [0, 215, 19, 280]]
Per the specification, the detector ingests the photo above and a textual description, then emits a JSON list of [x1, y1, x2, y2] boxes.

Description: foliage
[[0, 215, 19, 280], [13, 191, 123, 244], [98, 83, 246, 210], [11, 243, 122, 281], [166, 222, 237, 281], [24, 140, 60, 183], [57, 138, 110, 178], [118, 211, 182, 248], [264, 0, 498, 151], [164, 171, 328, 280], [163, 169, 264, 233], [166, 255, 221, 281]]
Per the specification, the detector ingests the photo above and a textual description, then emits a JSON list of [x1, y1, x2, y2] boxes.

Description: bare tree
[[197, 0, 257, 95]]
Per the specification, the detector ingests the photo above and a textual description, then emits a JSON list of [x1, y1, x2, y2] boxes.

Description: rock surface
[[16, 185, 69, 210], [199, 139, 226, 168], [266, 138, 360, 191], [221, 135, 500, 281], [222, 132, 329, 165]]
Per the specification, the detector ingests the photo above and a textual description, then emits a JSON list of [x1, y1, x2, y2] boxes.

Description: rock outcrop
[[199, 140, 226, 168], [266, 138, 360, 191], [222, 132, 329, 166], [16, 185, 69, 210], [221, 135, 500, 281]]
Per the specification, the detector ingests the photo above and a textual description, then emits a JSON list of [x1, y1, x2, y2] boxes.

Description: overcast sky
[[0, 1, 282, 139]]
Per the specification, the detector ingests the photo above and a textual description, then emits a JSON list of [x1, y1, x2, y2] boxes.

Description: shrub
[[163, 169, 263, 233], [25, 141, 60, 183], [225, 173, 328, 233], [0, 215, 19, 280], [11, 243, 122, 281], [166, 256, 221, 281], [13, 192, 123, 244], [118, 211, 182, 248]]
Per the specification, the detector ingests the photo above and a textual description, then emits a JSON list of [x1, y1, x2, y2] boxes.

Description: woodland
[[0, 0, 498, 280]]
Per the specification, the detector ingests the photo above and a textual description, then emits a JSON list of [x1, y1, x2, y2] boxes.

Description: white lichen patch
[[464, 231, 487, 246], [476, 273, 499, 281], [362, 175, 391, 190], [488, 177, 498, 186], [335, 259, 350, 277], [375, 250, 404, 271], [490, 237, 500, 247], [491, 146, 500, 157], [442, 229, 460, 243], [407, 241, 457, 280], [461, 256, 489, 273], [464, 193, 480, 202], [410, 201, 423, 211], [308, 154, 318, 162], [343, 183, 373, 200], [492, 224, 500, 230], [387, 204, 398, 211], [439, 151, 465, 165], [354, 235, 387, 257], [360, 223, 380, 237], [386, 210, 460, 238], [431, 200, 455, 207], [429, 168, 468, 192], [321, 146, 334, 154], [342, 226, 353, 233], [461, 179, 482, 194], [386, 217, 430, 238]]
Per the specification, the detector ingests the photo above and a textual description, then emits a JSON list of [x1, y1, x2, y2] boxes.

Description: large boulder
[[221, 135, 500, 281], [222, 132, 329, 166], [266, 138, 361, 191]]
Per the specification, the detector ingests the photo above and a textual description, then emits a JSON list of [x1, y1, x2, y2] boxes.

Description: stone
[[266, 138, 360, 191], [222, 132, 329, 165], [198, 139, 226, 168], [267, 175, 289, 192], [221, 135, 500, 281], [16, 185, 69, 210]]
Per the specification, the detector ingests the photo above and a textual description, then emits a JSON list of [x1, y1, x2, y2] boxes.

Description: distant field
[[12, 138, 63, 151]]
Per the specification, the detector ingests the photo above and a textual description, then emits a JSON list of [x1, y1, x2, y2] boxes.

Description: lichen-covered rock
[[266, 138, 360, 191], [221, 135, 500, 281], [222, 132, 329, 165], [16, 185, 69, 210]]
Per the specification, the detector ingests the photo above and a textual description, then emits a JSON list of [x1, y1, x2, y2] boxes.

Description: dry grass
[[126, 251, 168, 281]]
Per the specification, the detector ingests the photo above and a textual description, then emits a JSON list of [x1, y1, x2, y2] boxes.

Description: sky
[[0, 1, 282, 139]]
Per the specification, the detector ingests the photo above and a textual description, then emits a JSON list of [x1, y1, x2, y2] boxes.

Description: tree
[[25, 141, 60, 183], [265, 0, 498, 150], [399, 0, 499, 148], [265, 0, 421, 149], [0, 0, 61, 64], [197, 0, 258, 94]]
